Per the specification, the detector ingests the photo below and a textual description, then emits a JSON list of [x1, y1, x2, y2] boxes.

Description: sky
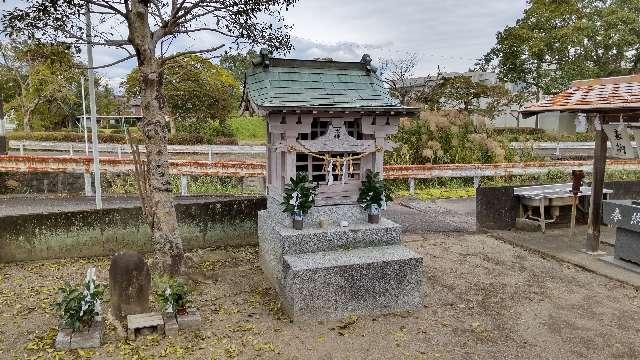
[[1, 0, 528, 90]]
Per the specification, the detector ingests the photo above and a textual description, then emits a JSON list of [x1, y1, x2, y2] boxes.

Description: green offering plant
[[282, 172, 318, 230], [358, 170, 392, 220], [154, 276, 192, 314], [281, 172, 318, 219], [53, 268, 104, 331]]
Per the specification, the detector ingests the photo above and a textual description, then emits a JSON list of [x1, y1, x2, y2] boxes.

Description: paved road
[[386, 197, 476, 233], [0, 194, 251, 216]]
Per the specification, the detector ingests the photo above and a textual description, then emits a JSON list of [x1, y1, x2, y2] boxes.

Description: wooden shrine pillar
[[585, 114, 608, 253]]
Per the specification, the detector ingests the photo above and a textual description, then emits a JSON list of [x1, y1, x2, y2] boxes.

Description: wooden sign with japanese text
[[603, 123, 635, 159]]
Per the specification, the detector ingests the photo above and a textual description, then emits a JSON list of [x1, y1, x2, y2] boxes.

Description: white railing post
[[19, 143, 24, 155], [473, 176, 481, 189], [84, 171, 93, 196], [208, 146, 212, 161], [180, 175, 189, 196], [69, 144, 74, 156], [408, 178, 415, 195], [117, 146, 122, 159]]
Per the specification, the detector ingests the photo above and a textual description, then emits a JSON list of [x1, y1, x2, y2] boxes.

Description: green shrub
[[153, 276, 191, 313]]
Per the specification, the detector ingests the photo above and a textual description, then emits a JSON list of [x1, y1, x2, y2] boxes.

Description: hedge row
[[7, 131, 238, 146]]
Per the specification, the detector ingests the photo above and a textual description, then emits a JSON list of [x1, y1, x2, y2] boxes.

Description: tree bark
[[23, 107, 31, 132], [128, 0, 183, 274]]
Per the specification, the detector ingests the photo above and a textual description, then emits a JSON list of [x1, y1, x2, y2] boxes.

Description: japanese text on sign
[[603, 123, 635, 159]]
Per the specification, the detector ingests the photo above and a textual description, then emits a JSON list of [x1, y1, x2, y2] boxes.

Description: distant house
[[403, 71, 578, 134]]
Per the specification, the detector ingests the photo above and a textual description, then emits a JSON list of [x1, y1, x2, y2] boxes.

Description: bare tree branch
[[160, 44, 224, 63], [77, 54, 135, 69]]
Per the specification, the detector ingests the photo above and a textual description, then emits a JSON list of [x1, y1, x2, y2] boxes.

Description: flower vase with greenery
[[281, 172, 318, 230], [53, 267, 104, 331], [357, 170, 393, 224], [154, 276, 192, 315]]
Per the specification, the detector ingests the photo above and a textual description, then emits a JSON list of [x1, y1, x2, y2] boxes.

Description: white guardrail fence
[[2, 155, 640, 196]]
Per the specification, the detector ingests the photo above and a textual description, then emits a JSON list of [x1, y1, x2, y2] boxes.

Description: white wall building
[[405, 72, 578, 134]]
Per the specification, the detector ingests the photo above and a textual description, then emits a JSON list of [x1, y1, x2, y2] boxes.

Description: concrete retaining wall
[[0, 196, 266, 263]]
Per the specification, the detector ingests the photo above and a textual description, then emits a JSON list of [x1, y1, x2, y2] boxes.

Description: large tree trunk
[[128, 0, 183, 274]]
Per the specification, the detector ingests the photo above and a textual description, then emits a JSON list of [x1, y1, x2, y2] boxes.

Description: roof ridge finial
[[360, 54, 378, 74], [252, 48, 272, 68]]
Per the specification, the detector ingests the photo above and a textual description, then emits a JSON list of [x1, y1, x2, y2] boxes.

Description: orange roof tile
[[522, 75, 640, 116]]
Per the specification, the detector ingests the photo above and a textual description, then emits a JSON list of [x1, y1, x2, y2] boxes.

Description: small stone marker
[[162, 312, 179, 336], [127, 312, 164, 340], [176, 309, 202, 330], [55, 316, 103, 350], [109, 251, 151, 321]]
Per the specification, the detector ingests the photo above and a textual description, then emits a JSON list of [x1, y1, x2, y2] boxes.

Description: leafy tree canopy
[[219, 50, 259, 85], [123, 55, 240, 137], [420, 75, 511, 121], [480, 0, 640, 94], [0, 41, 123, 131]]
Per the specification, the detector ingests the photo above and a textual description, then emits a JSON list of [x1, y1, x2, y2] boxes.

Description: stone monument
[[603, 200, 640, 269], [109, 251, 151, 321], [244, 51, 423, 320]]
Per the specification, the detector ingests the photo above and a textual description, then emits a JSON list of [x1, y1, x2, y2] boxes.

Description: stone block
[[265, 196, 368, 225], [176, 309, 202, 330], [109, 251, 151, 322], [55, 317, 103, 350], [476, 186, 517, 230], [127, 312, 164, 340], [615, 227, 640, 265], [55, 328, 72, 350], [162, 312, 179, 336], [280, 245, 423, 320], [259, 211, 401, 285]]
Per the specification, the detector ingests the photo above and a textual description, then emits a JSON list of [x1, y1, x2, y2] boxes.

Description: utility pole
[[85, 3, 102, 209], [0, 94, 6, 155], [81, 76, 89, 156]]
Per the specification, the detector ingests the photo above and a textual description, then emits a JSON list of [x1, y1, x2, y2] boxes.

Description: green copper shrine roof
[[245, 56, 415, 113]]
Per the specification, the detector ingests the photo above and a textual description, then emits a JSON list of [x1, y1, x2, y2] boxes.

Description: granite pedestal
[[258, 200, 423, 320], [603, 200, 640, 265]]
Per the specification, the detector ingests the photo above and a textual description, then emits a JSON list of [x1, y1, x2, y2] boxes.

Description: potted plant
[[54, 267, 105, 332], [281, 172, 318, 230], [357, 170, 393, 224], [154, 276, 191, 315]]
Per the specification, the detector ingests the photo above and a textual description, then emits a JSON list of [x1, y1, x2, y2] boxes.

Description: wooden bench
[[514, 183, 613, 233]]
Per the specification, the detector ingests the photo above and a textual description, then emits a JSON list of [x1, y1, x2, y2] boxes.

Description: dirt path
[[1, 231, 639, 359]]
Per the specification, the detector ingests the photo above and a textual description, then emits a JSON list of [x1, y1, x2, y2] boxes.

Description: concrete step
[[280, 245, 423, 320]]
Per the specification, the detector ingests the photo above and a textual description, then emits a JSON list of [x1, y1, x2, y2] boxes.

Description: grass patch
[[228, 115, 266, 144], [396, 187, 476, 200]]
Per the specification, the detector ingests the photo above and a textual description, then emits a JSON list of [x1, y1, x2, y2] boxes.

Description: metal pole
[[80, 76, 89, 156], [85, 3, 102, 209]]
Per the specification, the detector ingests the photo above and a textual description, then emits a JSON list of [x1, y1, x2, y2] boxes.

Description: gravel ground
[[1, 232, 639, 359]]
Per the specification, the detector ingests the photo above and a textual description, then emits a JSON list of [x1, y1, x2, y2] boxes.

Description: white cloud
[[1, 0, 528, 86]]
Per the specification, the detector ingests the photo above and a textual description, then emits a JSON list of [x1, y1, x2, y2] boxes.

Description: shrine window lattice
[[296, 118, 366, 183]]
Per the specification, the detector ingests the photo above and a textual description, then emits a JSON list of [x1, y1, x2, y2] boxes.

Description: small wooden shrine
[[522, 74, 640, 253], [246, 51, 424, 320], [244, 51, 418, 206]]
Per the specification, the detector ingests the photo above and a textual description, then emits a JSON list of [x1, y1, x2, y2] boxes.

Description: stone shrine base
[[258, 204, 423, 320]]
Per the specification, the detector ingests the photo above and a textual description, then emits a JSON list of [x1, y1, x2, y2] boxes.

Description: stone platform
[[258, 203, 423, 320]]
